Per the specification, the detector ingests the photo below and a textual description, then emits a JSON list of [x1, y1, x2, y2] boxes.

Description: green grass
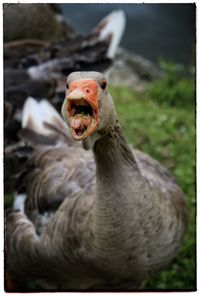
[[148, 61, 195, 108], [109, 83, 196, 291]]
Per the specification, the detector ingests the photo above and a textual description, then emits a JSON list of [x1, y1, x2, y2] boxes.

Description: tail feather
[[93, 10, 126, 59], [22, 97, 65, 135], [21, 97, 74, 146]]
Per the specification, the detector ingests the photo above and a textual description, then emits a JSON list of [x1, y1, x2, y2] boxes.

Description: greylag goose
[[4, 9, 125, 75], [5, 71, 188, 291]]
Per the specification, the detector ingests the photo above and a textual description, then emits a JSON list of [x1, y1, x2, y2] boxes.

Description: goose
[[4, 9, 126, 77], [5, 71, 188, 291]]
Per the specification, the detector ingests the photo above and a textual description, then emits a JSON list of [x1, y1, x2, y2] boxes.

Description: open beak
[[65, 80, 99, 141]]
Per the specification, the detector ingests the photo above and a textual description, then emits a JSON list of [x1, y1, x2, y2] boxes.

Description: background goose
[[5, 71, 188, 291], [4, 9, 125, 80]]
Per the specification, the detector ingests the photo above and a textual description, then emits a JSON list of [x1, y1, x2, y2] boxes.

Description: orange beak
[[65, 79, 99, 140]]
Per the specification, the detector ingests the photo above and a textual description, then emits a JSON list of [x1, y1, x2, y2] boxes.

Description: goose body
[[5, 72, 187, 291]]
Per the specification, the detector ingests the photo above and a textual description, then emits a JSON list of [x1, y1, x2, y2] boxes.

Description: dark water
[[60, 3, 195, 65]]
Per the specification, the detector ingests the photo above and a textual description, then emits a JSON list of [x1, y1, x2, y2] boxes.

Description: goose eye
[[101, 80, 107, 90], [66, 83, 69, 89]]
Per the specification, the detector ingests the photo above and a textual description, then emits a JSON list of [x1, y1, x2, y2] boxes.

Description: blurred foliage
[[147, 61, 195, 108], [110, 63, 196, 290]]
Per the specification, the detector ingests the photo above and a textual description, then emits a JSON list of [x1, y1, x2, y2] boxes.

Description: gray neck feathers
[[93, 116, 140, 173], [91, 114, 147, 265]]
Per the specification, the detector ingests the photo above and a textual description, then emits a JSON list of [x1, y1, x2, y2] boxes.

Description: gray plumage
[[5, 72, 187, 291]]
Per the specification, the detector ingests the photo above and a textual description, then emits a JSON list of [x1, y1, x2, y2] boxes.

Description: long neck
[[94, 112, 145, 193], [91, 114, 149, 265], [94, 118, 139, 173]]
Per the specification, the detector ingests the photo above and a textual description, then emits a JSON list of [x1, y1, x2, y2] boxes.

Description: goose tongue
[[70, 114, 93, 136], [70, 114, 92, 129]]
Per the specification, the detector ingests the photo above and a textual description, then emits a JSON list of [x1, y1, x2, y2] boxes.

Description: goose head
[[62, 71, 115, 150]]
